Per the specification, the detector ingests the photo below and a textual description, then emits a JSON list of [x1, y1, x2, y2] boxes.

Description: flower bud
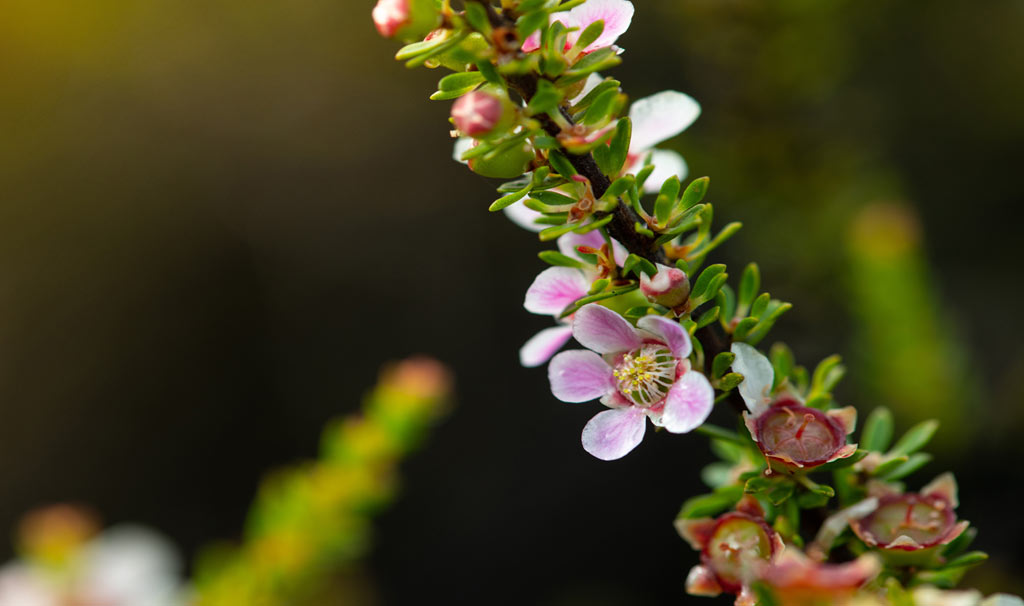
[[451, 89, 515, 140], [372, 0, 441, 41], [640, 263, 690, 307]]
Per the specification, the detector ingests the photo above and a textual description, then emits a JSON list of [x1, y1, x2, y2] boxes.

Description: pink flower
[[548, 304, 714, 460], [520, 231, 628, 367], [676, 497, 784, 605], [624, 90, 701, 193], [521, 0, 635, 54], [850, 473, 970, 558], [451, 91, 506, 138], [731, 343, 858, 472], [372, 0, 410, 38]]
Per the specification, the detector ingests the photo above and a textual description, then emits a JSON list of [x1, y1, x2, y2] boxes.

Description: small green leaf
[[881, 452, 932, 481], [695, 423, 745, 445], [430, 71, 486, 100], [737, 263, 760, 312], [538, 250, 584, 268], [555, 47, 621, 86], [571, 78, 620, 114], [871, 455, 909, 478], [690, 264, 727, 302], [677, 486, 744, 520], [489, 189, 529, 211], [580, 88, 620, 125], [809, 355, 845, 400], [889, 419, 940, 457], [516, 10, 549, 41], [568, 19, 605, 57], [538, 223, 577, 241], [696, 306, 721, 329], [623, 253, 657, 279], [938, 551, 988, 570], [603, 117, 631, 177], [463, 2, 493, 34], [558, 284, 639, 318], [526, 79, 564, 115], [602, 174, 632, 200], [769, 343, 793, 390], [815, 449, 869, 472], [711, 352, 736, 380], [679, 176, 710, 210], [717, 373, 744, 391], [475, 60, 503, 87], [547, 150, 577, 178], [861, 407, 895, 452], [654, 176, 682, 225], [588, 278, 610, 295]]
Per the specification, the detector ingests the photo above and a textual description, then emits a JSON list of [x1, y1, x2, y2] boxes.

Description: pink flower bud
[[744, 399, 858, 472], [372, 0, 411, 38], [640, 263, 690, 307], [372, 0, 440, 41], [451, 91, 507, 139]]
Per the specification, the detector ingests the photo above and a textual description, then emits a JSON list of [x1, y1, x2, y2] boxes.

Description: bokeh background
[[1, 0, 1022, 602]]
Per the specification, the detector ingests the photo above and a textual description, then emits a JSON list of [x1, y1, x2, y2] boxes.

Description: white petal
[[572, 304, 642, 354], [641, 149, 688, 194], [549, 349, 615, 402], [452, 136, 473, 164], [637, 314, 691, 359], [503, 200, 545, 232], [730, 342, 775, 416], [581, 406, 646, 460], [629, 90, 700, 152], [524, 267, 590, 316], [661, 371, 714, 433]]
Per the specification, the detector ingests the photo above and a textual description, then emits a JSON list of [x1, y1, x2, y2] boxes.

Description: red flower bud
[[372, 0, 440, 41]]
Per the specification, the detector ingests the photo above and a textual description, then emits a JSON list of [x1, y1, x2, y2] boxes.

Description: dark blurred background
[[0, 0, 1022, 602]]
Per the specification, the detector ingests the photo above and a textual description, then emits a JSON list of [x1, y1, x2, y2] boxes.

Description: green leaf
[[861, 407, 895, 452], [516, 10, 549, 41], [716, 284, 736, 325], [809, 355, 845, 399], [602, 174, 632, 200], [679, 176, 710, 210], [690, 264, 727, 302], [942, 527, 977, 558], [588, 278, 610, 296], [538, 223, 577, 241], [880, 452, 932, 480], [717, 373, 744, 391], [796, 490, 831, 509], [622, 253, 657, 279], [556, 47, 621, 87], [531, 190, 577, 206], [815, 449, 869, 472], [568, 19, 605, 57], [741, 301, 793, 346], [475, 60, 503, 87], [737, 263, 760, 312], [654, 176, 682, 225], [571, 78, 620, 114], [677, 486, 744, 520], [558, 284, 639, 318], [748, 293, 771, 319], [395, 30, 466, 61], [889, 419, 940, 457], [430, 71, 486, 100], [538, 250, 584, 268], [769, 343, 793, 390], [526, 79, 564, 115], [871, 455, 909, 478], [938, 551, 988, 570], [603, 117, 631, 177], [745, 476, 795, 506], [547, 150, 577, 178], [463, 1, 493, 34], [489, 189, 530, 211], [580, 88, 620, 125], [633, 162, 656, 192], [696, 306, 721, 330]]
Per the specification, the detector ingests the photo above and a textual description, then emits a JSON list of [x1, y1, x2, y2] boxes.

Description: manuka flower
[[676, 497, 784, 606], [850, 473, 970, 564], [731, 343, 858, 472], [624, 90, 701, 193], [521, 230, 628, 367], [757, 550, 882, 606], [548, 304, 713, 460], [521, 0, 635, 54]]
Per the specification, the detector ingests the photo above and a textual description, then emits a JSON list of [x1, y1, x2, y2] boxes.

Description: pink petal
[[581, 406, 646, 460], [549, 350, 615, 402], [524, 267, 591, 316], [567, 0, 635, 53], [521, 29, 542, 53], [572, 304, 641, 354], [519, 325, 573, 368], [637, 315, 691, 358], [661, 371, 714, 433], [503, 200, 544, 232], [629, 90, 701, 152]]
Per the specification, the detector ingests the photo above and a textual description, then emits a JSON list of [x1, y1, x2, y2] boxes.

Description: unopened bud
[[451, 90, 513, 139], [372, 0, 440, 41], [640, 263, 690, 307]]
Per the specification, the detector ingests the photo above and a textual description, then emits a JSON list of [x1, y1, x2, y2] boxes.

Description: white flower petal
[[629, 90, 700, 152], [730, 342, 775, 416]]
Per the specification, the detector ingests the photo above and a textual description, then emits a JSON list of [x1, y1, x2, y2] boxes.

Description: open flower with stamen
[[520, 231, 628, 367], [521, 0, 635, 54], [548, 304, 713, 460], [731, 343, 858, 472], [850, 473, 970, 566], [676, 497, 784, 606]]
